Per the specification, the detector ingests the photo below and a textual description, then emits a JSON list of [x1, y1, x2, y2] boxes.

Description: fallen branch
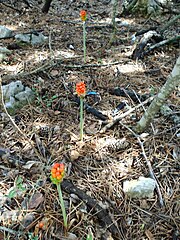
[[132, 30, 163, 60], [73, 96, 108, 121], [2, 59, 125, 81], [109, 87, 150, 103], [2, 60, 57, 80], [61, 179, 123, 239], [0, 226, 25, 237], [100, 96, 154, 133], [61, 60, 124, 69], [143, 35, 180, 56], [160, 14, 180, 34], [119, 122, 164, 207], [1, 2, 22, 14]]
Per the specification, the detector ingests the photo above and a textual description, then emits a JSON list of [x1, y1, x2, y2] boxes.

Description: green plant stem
[[80, 96, 84, 141], [57, 183, 67, 230], [83, 21, 86, 63]]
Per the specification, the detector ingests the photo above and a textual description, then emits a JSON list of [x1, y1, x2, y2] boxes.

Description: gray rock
[[15, 32, 48, 45], [0, 48, 11, 62], [15, 86, 34, 102], [123, 177, 156, 199], [0, 25, 13, 39], [3, 81, 24, 101], [0, 47, 11, 54], [2, 81, 35, 114]]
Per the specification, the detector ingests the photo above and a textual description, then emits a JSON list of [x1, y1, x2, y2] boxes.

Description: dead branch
[[1, 2, 22, 13], [61, 179, 123, 239], [100, 96, 154, 133], [160, 14, 180, 34], [143, 35, 180, 56], [2, 59, 125, 81], [109, 87, 150, 103], [119, 122, 164, 207]]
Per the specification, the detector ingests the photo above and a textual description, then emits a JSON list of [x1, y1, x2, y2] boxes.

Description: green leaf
[[15, 176, 23, 185], [7, 189, 17, 199], [51, 95, 58, 100], [86, 233, 93, 240]]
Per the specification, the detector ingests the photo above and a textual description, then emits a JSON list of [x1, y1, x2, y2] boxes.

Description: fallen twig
[[0, 226, 25, 237], [61, 60, 124, 69], [160, 14, 180, 34], [100, 96, 154, 133], [0, 76, 46, 162], [2, 60, 57, 80], [61, 179, 124, 239], [109, 87, 150, 103], [2, 58, 126, 81], [144, 35, 180, 57], [1, 2, 22, 14], [73, 96, 108, 121], [119, 122, 164, 207]]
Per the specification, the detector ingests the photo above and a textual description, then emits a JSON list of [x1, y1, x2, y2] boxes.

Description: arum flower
[[76, 82, 86, 141], [80, 10, 87, 21], [76, 82, 86, 97], [50, 163, 65, 184], [50, 163, 67, 231], [80, 10, 87, 63]]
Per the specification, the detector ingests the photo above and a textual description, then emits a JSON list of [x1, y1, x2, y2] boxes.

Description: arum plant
[[80, 10, 87, 63], [76, 82, 86, 141], [50, 163, 67, 232]]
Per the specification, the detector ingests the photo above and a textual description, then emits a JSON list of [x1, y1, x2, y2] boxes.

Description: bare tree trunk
[[42, 0, 53, 13], [135, 56, 180, 133]]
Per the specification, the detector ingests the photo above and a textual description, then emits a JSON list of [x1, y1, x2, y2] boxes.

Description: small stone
[[50, 69, 59, 76], [123, 177, 156, 199], [66, 232, 78, 240], [70, 150, 80, 161], [0, 26, 13, 38], [2, 81, 35, 114]]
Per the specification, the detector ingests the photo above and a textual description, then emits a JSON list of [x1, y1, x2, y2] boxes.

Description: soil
[[0, 0, 179, 240]]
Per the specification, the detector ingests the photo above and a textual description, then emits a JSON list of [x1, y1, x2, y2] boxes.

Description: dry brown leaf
[[28, 192, 44, 209], [145, 229, 154, 240]]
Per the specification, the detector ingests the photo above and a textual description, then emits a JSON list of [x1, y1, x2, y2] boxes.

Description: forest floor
[[0, 0, 180, 239]]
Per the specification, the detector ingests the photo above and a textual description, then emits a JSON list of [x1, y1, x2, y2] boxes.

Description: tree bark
[[42, 0, 53, 13], [135, 56, 180, 133]]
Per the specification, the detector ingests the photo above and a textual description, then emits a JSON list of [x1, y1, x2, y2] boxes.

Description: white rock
[[123, 177, 156, 198]]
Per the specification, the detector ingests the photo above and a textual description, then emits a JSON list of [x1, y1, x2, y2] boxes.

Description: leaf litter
[[0, 0, 179, 239]]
